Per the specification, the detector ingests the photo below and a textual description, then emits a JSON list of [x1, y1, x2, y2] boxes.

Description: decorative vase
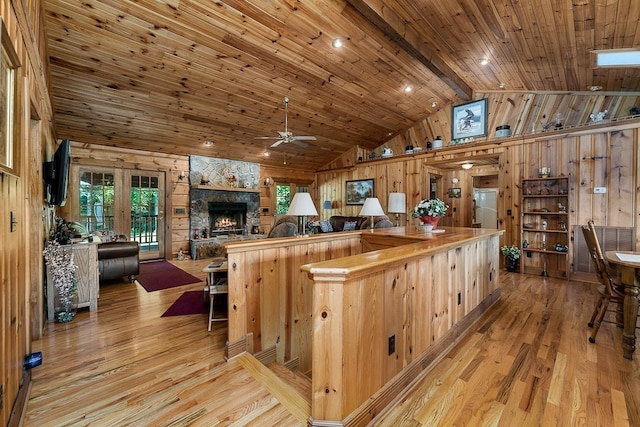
[[505, 257, 519, 272], [54, 286, 78, 323], [419, 215, 440, 229]]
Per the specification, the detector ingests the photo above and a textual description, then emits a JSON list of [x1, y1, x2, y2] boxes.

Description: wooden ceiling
[[43, 0, 640, 171]]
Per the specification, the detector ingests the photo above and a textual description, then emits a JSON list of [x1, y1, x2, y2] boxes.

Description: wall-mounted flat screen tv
[[44, 139, 71, 206]]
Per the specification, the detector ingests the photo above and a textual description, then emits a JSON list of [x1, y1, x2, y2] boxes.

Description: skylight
[[595, 49, 640, 67]]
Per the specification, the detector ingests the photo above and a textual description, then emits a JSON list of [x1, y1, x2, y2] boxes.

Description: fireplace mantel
[[191, 185, 260, 193]]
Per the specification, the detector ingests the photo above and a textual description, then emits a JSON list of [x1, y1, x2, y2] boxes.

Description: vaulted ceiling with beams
[[43, 0, 640, 171]]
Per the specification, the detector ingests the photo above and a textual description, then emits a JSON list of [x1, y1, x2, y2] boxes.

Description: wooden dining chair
[[581, 220, 624, 343]]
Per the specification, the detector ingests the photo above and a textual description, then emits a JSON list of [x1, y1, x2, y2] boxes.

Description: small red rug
[[161, 291, 208, 317], [137, 260, 202, 292]]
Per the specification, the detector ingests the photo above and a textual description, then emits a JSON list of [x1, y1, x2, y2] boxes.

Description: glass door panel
[[79, 170, 115, 233], [129, 172, 164, 260]]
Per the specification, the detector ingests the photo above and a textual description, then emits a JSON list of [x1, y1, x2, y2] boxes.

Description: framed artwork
[[0, 18, 20, 175], [448, 188, 461, 198], [451, 98, 488, 140], [345, 179, 374, 205]]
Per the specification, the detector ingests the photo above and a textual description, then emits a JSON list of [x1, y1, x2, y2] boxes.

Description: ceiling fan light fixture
[[332, 38, 344, 48]]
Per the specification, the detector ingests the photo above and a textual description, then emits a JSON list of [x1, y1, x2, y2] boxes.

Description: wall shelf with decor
[[520, 176, 570, 279], [191, 185, 260, 193]]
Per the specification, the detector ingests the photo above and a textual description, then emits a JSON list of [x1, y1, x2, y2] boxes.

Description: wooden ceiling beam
[[346, 0, 472, 100]]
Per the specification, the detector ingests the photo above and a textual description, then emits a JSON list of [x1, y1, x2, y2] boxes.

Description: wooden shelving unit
[[520, 176, 570, 279]]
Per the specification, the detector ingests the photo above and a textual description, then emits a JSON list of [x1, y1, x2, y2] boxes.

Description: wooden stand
[[203, 259, 228, 331]]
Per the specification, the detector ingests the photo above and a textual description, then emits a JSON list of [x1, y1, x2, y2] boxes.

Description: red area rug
[[137, 260, 202, 292], [161, 291, 208, 317]]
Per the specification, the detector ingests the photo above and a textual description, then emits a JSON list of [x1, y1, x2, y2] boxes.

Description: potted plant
[[43, 240, 79, 322], [501, 244, 521, 272], [412, 198, 449, 229]]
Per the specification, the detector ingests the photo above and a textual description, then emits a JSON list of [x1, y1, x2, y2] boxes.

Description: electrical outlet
[[594, 187, 607, 194], [388, 334, 395, 355]]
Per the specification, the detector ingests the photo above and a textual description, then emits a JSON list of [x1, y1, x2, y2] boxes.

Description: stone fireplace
[[190, 189, 259, 239]]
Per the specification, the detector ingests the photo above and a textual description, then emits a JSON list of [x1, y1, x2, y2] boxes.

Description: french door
[[78, 167, 165, 260]]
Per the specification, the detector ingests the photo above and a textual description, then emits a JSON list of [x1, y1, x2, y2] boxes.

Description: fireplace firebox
[[208, 202, 247, 236]]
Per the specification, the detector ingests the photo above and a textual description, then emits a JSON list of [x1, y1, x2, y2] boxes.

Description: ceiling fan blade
[[270, 139, 285, 148], [254, 136, 280, 140], [291, 135, 316, 141], [291, 140, 309, 148]]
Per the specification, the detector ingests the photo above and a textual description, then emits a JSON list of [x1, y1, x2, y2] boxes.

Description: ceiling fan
[[255, 97, 317, 148]]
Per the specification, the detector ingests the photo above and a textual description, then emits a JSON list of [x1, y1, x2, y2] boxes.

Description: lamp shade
[[359, 197, 385, 216], [286, 192, 318, 216], [322, 200, 332, 209], [387, 192, 406, 213]]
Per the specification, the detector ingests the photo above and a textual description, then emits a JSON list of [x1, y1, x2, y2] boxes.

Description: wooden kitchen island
[[223, 226, 503, 426]]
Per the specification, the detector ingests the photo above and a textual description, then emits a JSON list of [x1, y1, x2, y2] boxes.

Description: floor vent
[[573, 225, 635, 275]]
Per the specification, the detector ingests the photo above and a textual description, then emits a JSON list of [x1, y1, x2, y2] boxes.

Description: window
[[79, 171, 115, 232], [276, 184, 309, 215], [0, 19, 20, 175]]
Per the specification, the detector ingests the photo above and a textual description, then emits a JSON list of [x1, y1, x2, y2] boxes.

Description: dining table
[[605, 251, 640, 360]]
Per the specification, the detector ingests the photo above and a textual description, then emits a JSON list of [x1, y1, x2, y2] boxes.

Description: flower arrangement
[[412, 198, 449, 218], [43, 240, 78, 322], [501, 244, 521, 260]]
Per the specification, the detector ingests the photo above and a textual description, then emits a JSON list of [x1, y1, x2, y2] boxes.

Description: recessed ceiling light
[[332, 38, 344, 48], [203, 140, 214, 147], [498, 82, 506, 89], [431, 102, 437, 108], [589, 85, 603, 91], [263, 151, 270, 157], [480, 59, 490, 66], [404, 85, 413, 93]]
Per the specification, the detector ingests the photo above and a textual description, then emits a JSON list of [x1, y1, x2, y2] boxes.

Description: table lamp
[[387, 192, 406, 226], [359, 197, 385, 231], [286, 192, 318, 235]]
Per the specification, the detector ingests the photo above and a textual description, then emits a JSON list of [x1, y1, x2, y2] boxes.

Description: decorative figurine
[[590, 110, 608, 123]]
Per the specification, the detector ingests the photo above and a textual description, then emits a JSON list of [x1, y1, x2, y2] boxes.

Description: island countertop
[[300, 226, 504, 277]]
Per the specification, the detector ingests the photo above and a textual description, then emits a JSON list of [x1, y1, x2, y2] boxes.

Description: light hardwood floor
[[22, 260, 640, 426]]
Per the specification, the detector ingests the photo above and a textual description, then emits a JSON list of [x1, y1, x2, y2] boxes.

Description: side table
[[203, 258, 228, 331]]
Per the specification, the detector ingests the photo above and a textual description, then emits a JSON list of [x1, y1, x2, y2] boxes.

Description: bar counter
[[224, 226, 503, 426]]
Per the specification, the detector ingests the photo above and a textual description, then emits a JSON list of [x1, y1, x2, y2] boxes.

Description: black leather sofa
[[98, 240, 140, 282]]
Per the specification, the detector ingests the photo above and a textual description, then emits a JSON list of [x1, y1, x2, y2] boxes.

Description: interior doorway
[[473, 188, 498, 228]]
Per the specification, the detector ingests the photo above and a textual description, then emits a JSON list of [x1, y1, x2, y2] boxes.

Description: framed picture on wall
[[345, 179, 374, 205], [451, 98, 488, 140], [448, 188, 461, 198]]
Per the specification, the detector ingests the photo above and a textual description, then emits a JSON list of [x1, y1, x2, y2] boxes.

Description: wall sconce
[[178, 170, 186, 180], [323, 200, 332, 209], [264, 177, 271, 186]]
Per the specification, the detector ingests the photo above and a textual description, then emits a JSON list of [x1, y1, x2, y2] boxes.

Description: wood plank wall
[[316, 120, 640, 280], [62, 144, 316, 258], [0, 1, 58, 425]]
